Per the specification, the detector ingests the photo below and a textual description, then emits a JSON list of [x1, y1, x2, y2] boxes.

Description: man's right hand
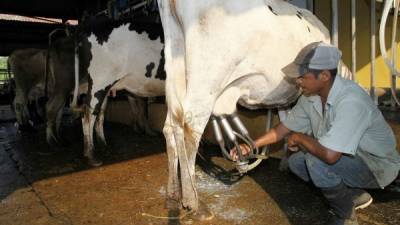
[[230, 144, 251, 161]]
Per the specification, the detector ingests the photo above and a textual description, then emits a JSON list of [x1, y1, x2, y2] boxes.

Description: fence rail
[[0, 69, 13, 96], [0, 68, 12, 84]]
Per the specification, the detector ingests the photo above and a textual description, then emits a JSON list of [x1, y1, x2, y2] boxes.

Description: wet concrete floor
[[0, 114, 399, 225]]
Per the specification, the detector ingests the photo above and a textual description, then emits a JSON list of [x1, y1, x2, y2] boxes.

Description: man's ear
[[319, 70, 331, 82]]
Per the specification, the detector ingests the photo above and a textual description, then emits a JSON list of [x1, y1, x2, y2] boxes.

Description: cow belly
[[111, 75, 165, 97], [237, 75, 300, 110], [213, 74, 299, 115], [238, 75, 300, 110]]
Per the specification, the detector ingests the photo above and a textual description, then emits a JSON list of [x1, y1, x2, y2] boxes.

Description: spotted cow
[[76, 22, 165, 166]]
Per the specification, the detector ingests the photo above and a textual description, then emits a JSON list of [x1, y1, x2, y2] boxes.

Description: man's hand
[[230, 144, 251, 161], [287, 132, 302, 152], [287, 132, 342, 164]]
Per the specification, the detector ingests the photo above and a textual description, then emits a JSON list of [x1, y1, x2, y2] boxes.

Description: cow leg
[[163, 111, 181, 210], [13, 89, 30, 128], [179, 99, 215, 221], [94, 96, 108, 147], [127, 96, 156, 136], [54, 101, 65, 142], [157, 0, 212, 218], [158, 0, 184, 209], [35, 97, 47, 122], [46, 93, 65, 145], [82, 107, 102, 167], [165, 94, 215, 219], [27, 100, 40, 125], [126, 96, 140, 133]]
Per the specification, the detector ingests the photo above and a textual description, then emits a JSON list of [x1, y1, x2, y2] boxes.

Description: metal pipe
[[390, 0, 400, 107], [121, 1, 147, 14], [212, 112, 274, 173], [379, 0, 400, 77], [261, 109, 273, 154], [219, 116, 236, 142], [211, 116, 225, 147], [235, 160, 249, 174], [230, 113, 258, 156], [278, 110, 288, 153], [371, 0, 377, 104], [306, 0, 314, 12], [211, 116, 232, 160], [331, 0, 339, 46], [278, 110, 288, 122], [351, 0, 357, 81], [378, 0, 400, 107], [219, 116, 245, 161], [230, 113, 249, 137]]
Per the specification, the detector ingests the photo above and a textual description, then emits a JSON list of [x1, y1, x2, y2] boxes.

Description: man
[[231, 42, 400, 225]]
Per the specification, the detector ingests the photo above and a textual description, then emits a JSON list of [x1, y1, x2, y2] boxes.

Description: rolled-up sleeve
[[318, 101, 371, 155], [282, 96, 311, 133]]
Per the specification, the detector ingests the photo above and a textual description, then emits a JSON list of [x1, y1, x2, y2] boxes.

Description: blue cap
[[281, 42, 342, 78]]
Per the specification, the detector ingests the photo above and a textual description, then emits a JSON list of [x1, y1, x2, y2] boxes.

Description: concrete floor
[[0, 114, 399, 225]]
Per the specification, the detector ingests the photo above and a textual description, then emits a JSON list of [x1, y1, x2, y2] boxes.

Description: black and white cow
[[75, 21, 165, 166]]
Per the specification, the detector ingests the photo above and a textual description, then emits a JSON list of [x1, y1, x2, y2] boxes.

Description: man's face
[[296, 72, 322, 96]]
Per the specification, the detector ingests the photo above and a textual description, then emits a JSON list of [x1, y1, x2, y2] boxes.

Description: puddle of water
[[196, 169, 251, 223]]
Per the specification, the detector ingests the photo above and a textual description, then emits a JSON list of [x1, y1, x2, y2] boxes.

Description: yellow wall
[[315, 1, 400, 88]]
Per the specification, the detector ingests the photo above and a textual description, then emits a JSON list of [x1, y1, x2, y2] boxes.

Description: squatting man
[[231, 42, 400, 225]]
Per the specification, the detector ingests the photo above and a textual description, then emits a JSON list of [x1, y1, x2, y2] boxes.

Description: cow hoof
[[88, 158, 103, 167], [165, 198, 180, 210], [189, 201, 214, 221]]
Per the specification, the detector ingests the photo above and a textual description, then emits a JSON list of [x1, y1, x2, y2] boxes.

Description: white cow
[[9, 44, 88, 143], [8, 48, 47, 128], [157, 0, 347, 218], [79, 24, 165, 166]]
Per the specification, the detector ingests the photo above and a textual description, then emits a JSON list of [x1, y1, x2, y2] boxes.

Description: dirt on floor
[[0, 110, 399, 225]]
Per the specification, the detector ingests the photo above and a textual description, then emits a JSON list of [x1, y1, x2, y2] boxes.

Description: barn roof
[[0, 13, 78, 25], [0, 0, 102, 20], [0, 0, 157, 56]]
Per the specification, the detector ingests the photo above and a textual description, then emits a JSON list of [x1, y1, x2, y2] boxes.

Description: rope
[[141, 209, 193, 220]]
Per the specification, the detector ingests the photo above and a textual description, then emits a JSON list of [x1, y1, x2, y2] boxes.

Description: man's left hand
[[287, 132, 302, 152]]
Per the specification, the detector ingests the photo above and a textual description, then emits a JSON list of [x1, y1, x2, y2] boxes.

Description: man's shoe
[[352, 189, 373, 210], [321, 182, 358, 225]]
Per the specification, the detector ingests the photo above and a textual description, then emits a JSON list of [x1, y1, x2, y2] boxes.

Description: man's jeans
[[288, 151, 380, 189]]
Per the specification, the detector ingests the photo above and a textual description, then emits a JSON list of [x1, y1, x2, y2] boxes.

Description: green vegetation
[[0, 57, 9, 83], [0, 57, 7, 69]]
